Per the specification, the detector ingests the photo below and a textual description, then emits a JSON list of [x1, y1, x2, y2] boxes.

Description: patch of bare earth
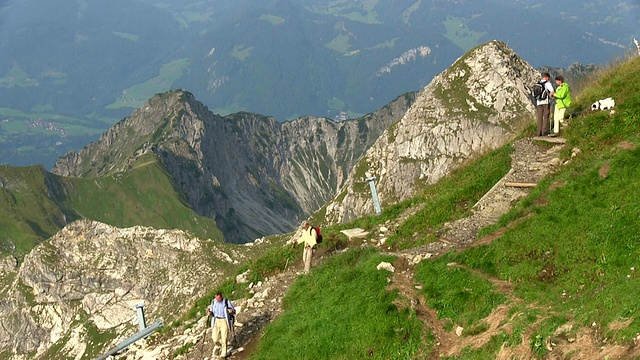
[[389, 257, 455, 359], [546, 327, 640, 360], [599, 162, 611, 179], [618, 141, 636, 150]]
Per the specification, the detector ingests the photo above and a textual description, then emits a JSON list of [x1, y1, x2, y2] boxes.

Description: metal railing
[[96, 303, 163, 360]]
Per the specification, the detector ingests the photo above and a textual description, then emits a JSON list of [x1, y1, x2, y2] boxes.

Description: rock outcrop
[[52, 92, 416, 243], [0, 219, 240, 359], [324, 40, 540, 223]]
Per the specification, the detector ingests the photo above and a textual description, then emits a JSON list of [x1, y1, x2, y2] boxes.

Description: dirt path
[[176, 137, 568, 359], [383, 136, 568, 357]]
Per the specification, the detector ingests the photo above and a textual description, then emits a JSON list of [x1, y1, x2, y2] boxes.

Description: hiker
[[294, 220, 317, 274], [534, 73, 555, 136], [207, 291, 235, 359], [551, 75, 572, 135]]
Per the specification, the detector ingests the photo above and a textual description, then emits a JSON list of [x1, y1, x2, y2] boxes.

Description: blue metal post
[[95, 319, 163, 360], [365, 176, 382, 215], [134, 303, 146, 331]]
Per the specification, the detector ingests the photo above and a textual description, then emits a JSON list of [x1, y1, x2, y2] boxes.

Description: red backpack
[[311, 226, 323, 244]]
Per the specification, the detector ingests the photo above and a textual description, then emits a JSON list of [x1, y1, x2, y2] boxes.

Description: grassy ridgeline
[[250, 248, 427, 360], [414, 56, 640, 357], [246, 56, 640, 359], [0, 154, 222, 259]]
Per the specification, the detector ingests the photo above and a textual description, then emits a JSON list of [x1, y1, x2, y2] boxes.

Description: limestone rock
[[0, 219, 228, 359], [236, 270, 251, 284], [325, 41, 539, 223], [376, 262, 395, 272]]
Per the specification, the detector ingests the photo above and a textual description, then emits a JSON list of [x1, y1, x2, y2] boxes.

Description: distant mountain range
[[0, 0, 638, 167]]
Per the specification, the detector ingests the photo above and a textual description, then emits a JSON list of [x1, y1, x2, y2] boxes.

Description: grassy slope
[[431, 57, 640, 356], [0, 165, 69, 256], [415, 57, 640, 357], [252, 248, 426, 360], [0, 154, 222, 259], [244, 56, 640, 359]]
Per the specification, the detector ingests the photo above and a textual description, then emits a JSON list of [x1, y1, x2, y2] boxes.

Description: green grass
[[62, 156, 222, 239], [0, 65, 38, 88], [415, 253, 506, 327], [370, 37, 398, 50], [306, 0, 381, 24], [112, 31, 139, 42], [401, 1, 422, 24], [326, 97, 346, 111], [0, 118, 104, 138], [249, 248, 427, 359], [230, 45, 254, 61], [0, 165, 71, 256], [254, 50, 640, 360], [325, 34, 352, 54], [454, 140, 640, 334], [6, 42, 640, 360], [0, 155, 222, 260], [386, 145, 513, 249], [445, 56, 640, 350], [259, 14, 285, 26], [242, 244, 298, 283], [106, 58, 190, 110], [0, 107, 99, 128], [442, 16, 486, 52]]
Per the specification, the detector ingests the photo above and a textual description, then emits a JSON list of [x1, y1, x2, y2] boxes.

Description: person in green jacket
[[552, 75, 571, 134]]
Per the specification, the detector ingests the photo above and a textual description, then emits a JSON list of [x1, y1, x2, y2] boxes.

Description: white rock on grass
[[376, 262, 395, 272], [236, 270, 250, 284]]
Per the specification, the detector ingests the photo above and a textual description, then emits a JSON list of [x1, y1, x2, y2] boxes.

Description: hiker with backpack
[[552, 75, 572, 135], [294, 220, 318, 274], [532, 73, 555, 136], [207, 291, 236, 359]]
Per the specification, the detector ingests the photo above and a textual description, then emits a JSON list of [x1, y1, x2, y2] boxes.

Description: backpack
[[532, 81, 549, 100], [225, 298, 236, 325], [311, 226, 323, 245]]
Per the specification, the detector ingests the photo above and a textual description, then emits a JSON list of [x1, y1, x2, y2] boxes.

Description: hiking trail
[[176, 135, 570, 359]]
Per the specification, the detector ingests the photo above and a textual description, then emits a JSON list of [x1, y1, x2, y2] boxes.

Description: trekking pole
[[199, 327, 207, 356]]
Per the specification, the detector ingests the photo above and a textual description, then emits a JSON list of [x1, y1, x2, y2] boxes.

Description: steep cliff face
[[0, 219, 239, 359], [324, 41, 540, 223], [52, 91, 415, 243]]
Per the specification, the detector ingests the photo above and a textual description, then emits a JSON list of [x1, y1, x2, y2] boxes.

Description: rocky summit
[[324, 40, 540, 223]]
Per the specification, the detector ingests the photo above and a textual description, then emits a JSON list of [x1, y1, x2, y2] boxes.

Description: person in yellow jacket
[[551, 75, 571, 134], [294, 221, 317, 274]]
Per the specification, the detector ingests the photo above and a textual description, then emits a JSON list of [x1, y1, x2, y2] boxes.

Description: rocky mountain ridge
[[0, 219, 247, 359], [52, 91, 416, 243], [52, 40, 541, 242], [325, 40, 540, 222]]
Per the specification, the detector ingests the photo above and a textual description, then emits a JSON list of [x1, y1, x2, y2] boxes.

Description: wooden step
[[533, 136, 566, 144], [504, 182, 537, 188]]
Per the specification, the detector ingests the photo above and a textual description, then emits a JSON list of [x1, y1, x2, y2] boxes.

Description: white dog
[[591, 97, 615, 111]]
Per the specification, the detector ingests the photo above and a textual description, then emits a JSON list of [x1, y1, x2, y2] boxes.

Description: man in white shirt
[[534, 73, 555, 136]]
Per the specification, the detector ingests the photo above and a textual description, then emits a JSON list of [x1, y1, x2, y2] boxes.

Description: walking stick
[[199, 327, 207, 356]]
